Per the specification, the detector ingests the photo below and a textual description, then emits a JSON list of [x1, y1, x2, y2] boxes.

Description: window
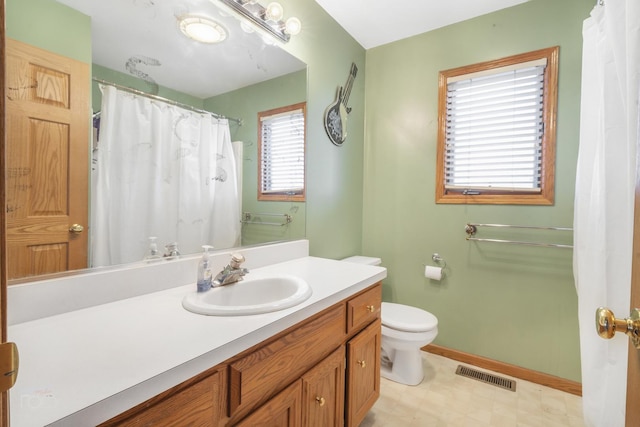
[[436, 47, 559, 205], [258, 102, 306, 201]]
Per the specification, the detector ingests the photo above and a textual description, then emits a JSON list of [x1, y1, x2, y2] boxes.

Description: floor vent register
[[455, 365, 517, 392]]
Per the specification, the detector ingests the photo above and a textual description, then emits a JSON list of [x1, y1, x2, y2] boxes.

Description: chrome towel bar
[[465, 223, 573, 249], [241, 212, 292, 226]]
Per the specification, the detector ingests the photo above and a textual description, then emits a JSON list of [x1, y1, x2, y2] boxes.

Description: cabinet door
[[346, 319, 381, 427], [301, 346, 345, 427], [234, 380, 302, 427]]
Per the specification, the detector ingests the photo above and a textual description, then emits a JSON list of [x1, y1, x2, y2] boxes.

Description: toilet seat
[[382, 302, 438, 332]]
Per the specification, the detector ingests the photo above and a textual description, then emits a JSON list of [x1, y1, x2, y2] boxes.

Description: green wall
[[205, 70, 307, 246], [277, 0, 367, 259], [362, 0, 593, 382], [6, 0, 90, 62]]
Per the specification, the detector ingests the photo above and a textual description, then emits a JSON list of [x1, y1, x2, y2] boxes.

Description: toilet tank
[[341, 256, 382, 266]]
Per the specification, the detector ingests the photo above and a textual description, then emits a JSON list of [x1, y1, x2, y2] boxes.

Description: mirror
[[5, 0, 307, 281]]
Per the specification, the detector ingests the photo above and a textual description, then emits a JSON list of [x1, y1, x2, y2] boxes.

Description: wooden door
[[5, 38, 89, 281], [346, 319, 380, 427], [235, 380, 302, 427], [301, 346, 345, 427], [1, 2, 9, 424], [626, 145, 640, 425]]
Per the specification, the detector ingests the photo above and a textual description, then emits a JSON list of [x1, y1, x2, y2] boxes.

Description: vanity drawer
[[229, 303, 347, 419], [347, 283, 382, 334], [100, 366, 226, 427]]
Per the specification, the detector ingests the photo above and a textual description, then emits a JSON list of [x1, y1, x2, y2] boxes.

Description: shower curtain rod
[[92, 78, 243, 125]]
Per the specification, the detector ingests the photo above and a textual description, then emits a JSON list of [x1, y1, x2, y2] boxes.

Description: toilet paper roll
[[424, 265, 443, 281]]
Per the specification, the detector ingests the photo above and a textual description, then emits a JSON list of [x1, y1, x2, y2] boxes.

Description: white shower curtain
[[232, 140, 244, 232], [92, 85, 241, 267], [573, 1, 640, 425]]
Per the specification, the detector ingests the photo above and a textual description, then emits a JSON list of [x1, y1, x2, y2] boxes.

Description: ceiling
[[52, 0, 530, 99], [314, 0, 531, 49], [55, 0, 306, 99]]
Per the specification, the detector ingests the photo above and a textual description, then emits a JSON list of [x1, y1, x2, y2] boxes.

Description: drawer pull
[[357, 360, 366, 368], [315, 396, 326, 406], [366, 305, 375, 312]]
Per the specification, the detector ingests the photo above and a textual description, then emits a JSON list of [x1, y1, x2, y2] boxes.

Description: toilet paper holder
[[432, 253, 447, 269]]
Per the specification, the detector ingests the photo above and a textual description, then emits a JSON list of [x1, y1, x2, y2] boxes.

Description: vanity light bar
[[218, 0, 291, 43]]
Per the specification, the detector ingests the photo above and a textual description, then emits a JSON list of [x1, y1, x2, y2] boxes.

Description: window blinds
[[260, 108, 305, 194], [445, 62, 546, 192]]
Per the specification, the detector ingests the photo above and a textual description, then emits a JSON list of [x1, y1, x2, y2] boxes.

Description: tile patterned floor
[[362, 352, 584, 427]]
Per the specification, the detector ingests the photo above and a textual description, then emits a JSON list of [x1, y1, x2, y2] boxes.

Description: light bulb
[[265, 2, 284, 21], [285, 17, 301, 35]]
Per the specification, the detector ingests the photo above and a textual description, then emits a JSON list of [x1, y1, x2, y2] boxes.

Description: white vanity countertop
[[8, 256, 386, 427]]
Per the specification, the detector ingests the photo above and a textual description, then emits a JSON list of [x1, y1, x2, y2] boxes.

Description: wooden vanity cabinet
[[345, 284, 382, 427], [99, 365, 227, 427], [101, 283, 381, 427], [228, 303, 347, 421], [346, 319, 381, 427]]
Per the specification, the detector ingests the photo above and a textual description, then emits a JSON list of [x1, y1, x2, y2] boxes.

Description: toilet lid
[[381, 302, 438, 332]]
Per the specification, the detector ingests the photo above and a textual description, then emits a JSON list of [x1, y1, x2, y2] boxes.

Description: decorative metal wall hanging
[[324, 62, 358, 146]]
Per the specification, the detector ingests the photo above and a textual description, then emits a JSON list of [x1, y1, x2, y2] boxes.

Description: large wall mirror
[[5, 0, 307, 283]]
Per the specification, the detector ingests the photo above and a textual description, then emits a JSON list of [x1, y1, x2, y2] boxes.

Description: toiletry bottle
[[197, 245, 214, 292], [144, 237, 161, 262]]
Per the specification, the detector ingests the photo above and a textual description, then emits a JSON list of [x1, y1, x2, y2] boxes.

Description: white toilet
[[342, 256, 439, 386]]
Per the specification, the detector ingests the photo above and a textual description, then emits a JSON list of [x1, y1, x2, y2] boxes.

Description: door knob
[[595, 307, 640, 349], [315, 396, 326, 406], [69, 224, 84, 233]]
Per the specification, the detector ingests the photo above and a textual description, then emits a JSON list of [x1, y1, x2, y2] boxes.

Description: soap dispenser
[[197, 245, 214, 292], [143, 237, 161, 262]]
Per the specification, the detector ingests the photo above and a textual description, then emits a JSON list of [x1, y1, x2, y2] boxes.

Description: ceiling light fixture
[[217, 0, 301, 43], [178, 15, 227, 44]]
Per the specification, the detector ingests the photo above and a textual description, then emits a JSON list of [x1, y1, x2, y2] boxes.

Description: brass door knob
[[595, 307, 640, 349], [357, 360, 366, 368], [366, 305, 375, 313], [69, 224, 84, 233], [315, 396, 325, 406]]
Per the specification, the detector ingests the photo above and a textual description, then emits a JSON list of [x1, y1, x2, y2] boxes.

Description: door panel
[[625, 155, 640, 425], [235, 380, 302, 427], [5, 38, 89, 280], [346, 319, 380, 427], [301, 346, 345, 427]]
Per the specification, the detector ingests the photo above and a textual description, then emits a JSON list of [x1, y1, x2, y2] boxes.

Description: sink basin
[[182, 274, 312, 316]]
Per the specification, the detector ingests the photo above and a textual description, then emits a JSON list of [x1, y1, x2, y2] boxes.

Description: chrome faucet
[[163, 242, 180, 259], [213, 253, 249, 286]]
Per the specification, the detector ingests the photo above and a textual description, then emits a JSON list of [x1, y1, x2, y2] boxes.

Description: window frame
[[435, 46, 559, 205], [257, 102, 306, 202]]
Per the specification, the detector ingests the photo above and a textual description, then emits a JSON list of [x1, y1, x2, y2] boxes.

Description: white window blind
[[445, 61, 546, 192], [260, 107, 305, 195]]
